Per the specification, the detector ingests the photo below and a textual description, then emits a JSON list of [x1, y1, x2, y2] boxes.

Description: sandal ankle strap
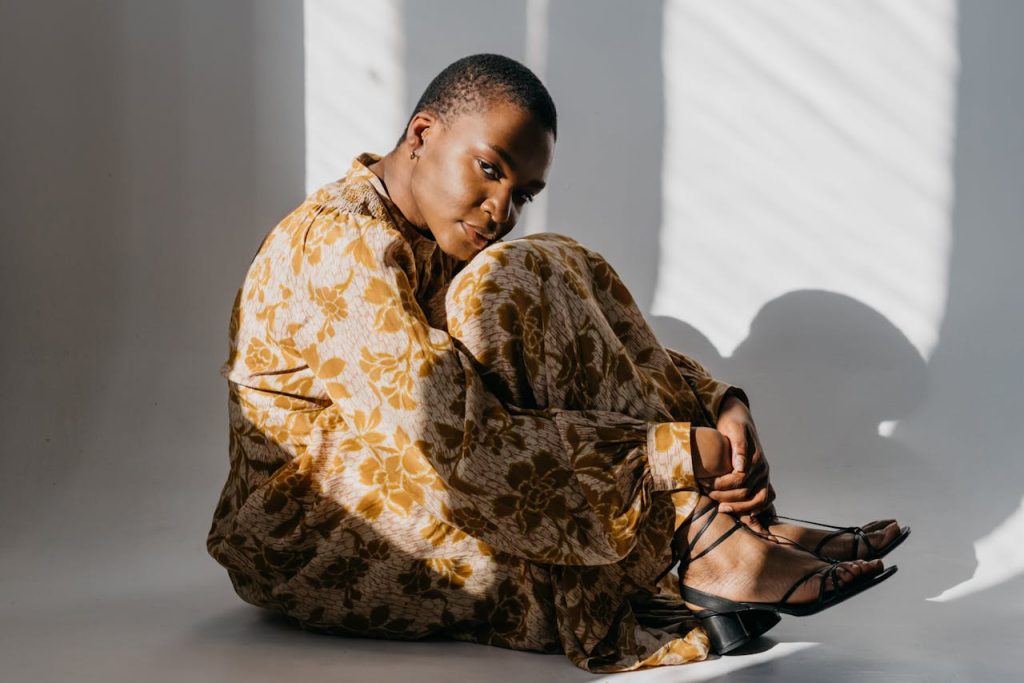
[[687, 501, 746, 564]]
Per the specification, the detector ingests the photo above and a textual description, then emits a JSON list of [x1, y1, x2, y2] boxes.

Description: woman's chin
[[436, 238, 476, 262]]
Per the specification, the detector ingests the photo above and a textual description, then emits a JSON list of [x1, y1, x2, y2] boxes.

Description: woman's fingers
[[705, 451, 766, 492], [707, 480, 763, 505], [705, 456, 772, 510], [717, 421, 748, 472], [720, 421, 745, 471], [706, 470, 745, 492], [717, 482, 775, 515], [695, 419, 775, 515]]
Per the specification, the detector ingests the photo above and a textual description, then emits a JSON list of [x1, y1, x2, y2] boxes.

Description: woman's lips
[[461, 222, 490, 247]]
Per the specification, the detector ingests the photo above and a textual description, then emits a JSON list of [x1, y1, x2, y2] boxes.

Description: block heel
[[697, 609, 781, 654]]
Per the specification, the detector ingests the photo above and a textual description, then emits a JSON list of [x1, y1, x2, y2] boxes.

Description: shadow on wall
[[651, 293, 949, 599], [544, 0, 666, 312]]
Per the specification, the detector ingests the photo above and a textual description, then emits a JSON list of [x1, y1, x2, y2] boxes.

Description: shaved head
[[398, 53, 557, 146]]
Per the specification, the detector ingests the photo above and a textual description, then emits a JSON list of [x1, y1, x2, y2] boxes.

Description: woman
[[207, 54, 906, 673]]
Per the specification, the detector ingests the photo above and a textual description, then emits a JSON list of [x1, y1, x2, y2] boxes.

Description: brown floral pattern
[[207, 154, 740, 672], [494, 450, 571, 534]]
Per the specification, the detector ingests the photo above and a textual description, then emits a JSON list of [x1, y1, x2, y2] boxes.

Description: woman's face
[[407, 102, 555, 261]]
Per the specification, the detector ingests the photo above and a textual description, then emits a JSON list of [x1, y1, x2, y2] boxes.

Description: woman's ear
[[406, 111, 438, 154]]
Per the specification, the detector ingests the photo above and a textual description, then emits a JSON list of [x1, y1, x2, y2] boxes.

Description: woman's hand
[[690, 427, 734, 480], [706, 396, 775, 517]]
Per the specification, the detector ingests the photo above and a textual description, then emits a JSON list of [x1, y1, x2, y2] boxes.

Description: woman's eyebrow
[[486, 143, 516, 169], [486, 143, 547, 189]]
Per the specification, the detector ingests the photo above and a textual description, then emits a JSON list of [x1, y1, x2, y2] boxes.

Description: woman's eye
[[516, 192, 535, 204], [478, 160, 500, 179]]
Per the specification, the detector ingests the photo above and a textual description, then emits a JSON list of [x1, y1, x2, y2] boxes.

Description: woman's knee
[[479, 234, 581, 277], [447, 235, 579, 315]]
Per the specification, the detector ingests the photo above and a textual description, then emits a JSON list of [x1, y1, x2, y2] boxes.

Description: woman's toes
[[854, 558, 882, 570], [830, 559, 883, 589], [839, 560, 865, 577], [864, 521, 901, 552], [852, 559, 883, 579], [841, 520, 900, 559], [862, 519, 897, 533]]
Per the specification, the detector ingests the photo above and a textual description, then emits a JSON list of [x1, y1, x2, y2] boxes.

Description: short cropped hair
[[397, 53, 557, 146]]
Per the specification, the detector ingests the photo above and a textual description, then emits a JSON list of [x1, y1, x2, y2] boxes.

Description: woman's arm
[[663, 350, 772, 516]]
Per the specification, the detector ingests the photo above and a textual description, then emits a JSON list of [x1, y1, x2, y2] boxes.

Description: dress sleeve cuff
[[646, 422, 697, 492]]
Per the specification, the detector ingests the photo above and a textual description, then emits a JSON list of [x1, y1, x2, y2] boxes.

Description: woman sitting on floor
[[207, 53, 906, 673]]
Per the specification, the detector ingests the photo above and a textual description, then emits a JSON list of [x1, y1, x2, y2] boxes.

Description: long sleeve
[[284, 208, 696, 566], [663, 347, 748, 422]]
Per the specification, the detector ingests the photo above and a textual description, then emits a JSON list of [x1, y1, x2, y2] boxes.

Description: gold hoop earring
[[410, 149, 418, 160]]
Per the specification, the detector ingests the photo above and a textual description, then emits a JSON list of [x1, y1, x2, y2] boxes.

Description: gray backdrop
[[2, 1, 1021, 681]]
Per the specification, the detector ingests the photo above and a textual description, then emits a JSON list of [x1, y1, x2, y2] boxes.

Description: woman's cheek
[[451, 165, 480, 207]]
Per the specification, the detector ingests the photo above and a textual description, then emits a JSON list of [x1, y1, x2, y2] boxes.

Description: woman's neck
[[368, 150, 425, 230]]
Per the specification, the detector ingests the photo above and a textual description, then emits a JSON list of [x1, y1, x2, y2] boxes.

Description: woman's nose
[[483, 186, 514, 226]]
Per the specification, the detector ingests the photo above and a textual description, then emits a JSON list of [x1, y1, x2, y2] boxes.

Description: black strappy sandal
[[678, 500, 898, 654], [756, 514, 911, 563]]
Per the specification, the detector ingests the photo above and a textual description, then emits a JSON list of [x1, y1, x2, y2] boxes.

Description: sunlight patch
[[929, 494, 1024, 603], [304, 0, 405, 193], [653, 0, 958, 361], [611, 641, 817, 682]]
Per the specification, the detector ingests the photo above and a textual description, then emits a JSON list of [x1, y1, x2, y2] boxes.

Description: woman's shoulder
[[306, 153, 395, 228], [263, 154, 406, 264]]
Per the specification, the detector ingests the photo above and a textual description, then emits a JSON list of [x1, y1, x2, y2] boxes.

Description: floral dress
[[207, 153, 744, 672]]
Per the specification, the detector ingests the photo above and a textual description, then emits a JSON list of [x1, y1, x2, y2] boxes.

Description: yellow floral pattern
[[207, 154, 739, 673]]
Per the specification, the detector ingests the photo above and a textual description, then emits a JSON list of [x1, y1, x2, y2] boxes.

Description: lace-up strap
[[688, 503, 745, 564], [685, 499, 719, 554], [776, 562, 843, 606], [773, 515, 873, 558]]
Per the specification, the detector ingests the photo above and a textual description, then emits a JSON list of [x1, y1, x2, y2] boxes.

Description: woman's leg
[[446, 234, 718, 671], [447, 233, 704, 423], [444, 234, 887, 666]]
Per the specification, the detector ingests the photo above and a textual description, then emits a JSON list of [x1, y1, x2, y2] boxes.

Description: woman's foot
[[687, 427, 907, 563], [677, 500, 886, 608], [751, 511, 906, 562]]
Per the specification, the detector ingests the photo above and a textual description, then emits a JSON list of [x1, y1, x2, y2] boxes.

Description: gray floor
[[3, 521, 1021, 682]]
